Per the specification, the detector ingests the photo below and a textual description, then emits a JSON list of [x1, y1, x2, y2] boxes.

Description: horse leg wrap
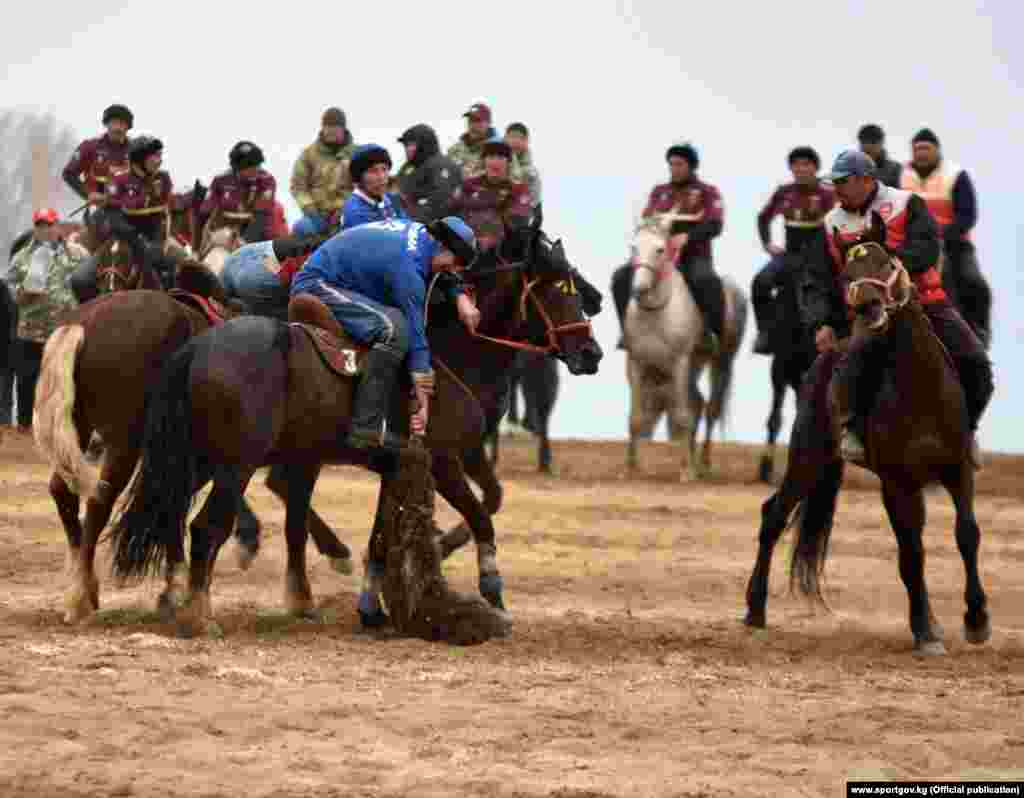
[[477, 543, 505, 610], [358, 558, 389, 627]]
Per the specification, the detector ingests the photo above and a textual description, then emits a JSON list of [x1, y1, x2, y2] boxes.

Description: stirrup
[[839, 427, 867, 464]]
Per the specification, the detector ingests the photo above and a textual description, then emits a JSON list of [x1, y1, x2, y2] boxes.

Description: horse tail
[[110, 339, 200, 580], [713, 281, 749, 435], [788, 458, 843, 602], [32, 325, 98, 499]]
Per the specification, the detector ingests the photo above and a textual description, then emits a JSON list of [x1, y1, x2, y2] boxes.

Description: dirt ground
[[0, 429, 1021, 798]]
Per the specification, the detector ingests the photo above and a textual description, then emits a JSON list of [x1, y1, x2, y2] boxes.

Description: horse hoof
[[359, 609, 391, 630], [743, 610, 766, 629], [63, 590, 97, 625], [964, 619, 992, 645], [236, 542, 259, 571], [157, 592, 179, 622], [913, 640, 947, 657], [329, 555, 353, 576]]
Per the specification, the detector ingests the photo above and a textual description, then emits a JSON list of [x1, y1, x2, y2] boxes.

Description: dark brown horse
[[32, 272, 353, 624], [743, 238, 989, 655], [110, 231, 602, 637]]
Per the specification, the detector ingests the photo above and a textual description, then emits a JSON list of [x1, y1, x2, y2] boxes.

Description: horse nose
[[572, 338, 603, 375]]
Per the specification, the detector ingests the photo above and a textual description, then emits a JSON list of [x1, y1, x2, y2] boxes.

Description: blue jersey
[[341, 190, 407, 231], [292, 219, 439, 373]]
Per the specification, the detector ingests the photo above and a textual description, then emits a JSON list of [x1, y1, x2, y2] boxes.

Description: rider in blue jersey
[[291, 216, 480, 452], [340, 144, 408, 230]]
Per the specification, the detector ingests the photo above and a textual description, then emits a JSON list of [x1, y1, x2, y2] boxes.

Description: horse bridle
[[460, 254, 593, 355], [844, 243, 911, 330]]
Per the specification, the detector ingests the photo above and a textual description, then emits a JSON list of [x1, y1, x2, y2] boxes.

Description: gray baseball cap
[[820, 149, 876, 183]]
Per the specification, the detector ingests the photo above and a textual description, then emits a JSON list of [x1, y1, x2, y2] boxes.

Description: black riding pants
[[944, 243, 991, 344]]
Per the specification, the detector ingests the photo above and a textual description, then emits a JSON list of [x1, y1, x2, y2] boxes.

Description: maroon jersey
[[200, 169, 277, 227], [642, 180, 724, 260], [62, 134, 130, 197], [456, 176, 532, 241], [107, 167, 173, 243], [757, 181, 835, 253]]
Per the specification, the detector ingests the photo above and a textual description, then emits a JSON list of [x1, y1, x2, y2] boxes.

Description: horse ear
[[868, 210, 888, 245]]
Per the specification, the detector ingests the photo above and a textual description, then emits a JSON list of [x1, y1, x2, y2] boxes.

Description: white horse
[[623, 214, 748, 480]]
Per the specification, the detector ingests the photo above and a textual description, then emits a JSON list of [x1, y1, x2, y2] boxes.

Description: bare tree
[[0, 109, 79, 272]]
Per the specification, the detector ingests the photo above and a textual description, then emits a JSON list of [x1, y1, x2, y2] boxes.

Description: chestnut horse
[[32, 273, 352, 624]]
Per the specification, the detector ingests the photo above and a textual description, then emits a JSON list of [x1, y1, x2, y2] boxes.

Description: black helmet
[[229, 141, 265, 171], [427, 216, 478, 267], [102, 104, 134, 128], [129, 135, 163, 165], [349, 144, 392, 185], [665, 142, 699, 169], [787, 146, 820, 169]]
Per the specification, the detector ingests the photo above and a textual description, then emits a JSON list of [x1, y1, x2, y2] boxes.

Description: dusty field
[[0, 428, 1022, 797]]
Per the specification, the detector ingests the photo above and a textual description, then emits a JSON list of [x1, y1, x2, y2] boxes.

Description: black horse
[[756, 244, 822, 483], [485, 236, 603, 473]]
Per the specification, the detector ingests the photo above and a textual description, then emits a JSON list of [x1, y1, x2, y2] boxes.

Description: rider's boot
[[346, 345, 406, 454]]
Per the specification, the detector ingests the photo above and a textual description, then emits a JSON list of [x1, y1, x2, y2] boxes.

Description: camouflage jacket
[[290, 135, 358, 214], [7, 239, 80, 343], [514, 149, 542, 208], [446, 132, 525, 182]]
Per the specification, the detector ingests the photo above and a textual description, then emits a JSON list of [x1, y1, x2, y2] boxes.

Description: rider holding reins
[[69, 136, 176, 302], [62, 103, 133, 223], [198, 142, 277, 250], [750, 147, 834, 355], [806, 149, 992, 468], [610, 142, 726, 353]]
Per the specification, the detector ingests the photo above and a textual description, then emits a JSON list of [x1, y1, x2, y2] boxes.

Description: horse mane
[[175, 259, 227, 303]]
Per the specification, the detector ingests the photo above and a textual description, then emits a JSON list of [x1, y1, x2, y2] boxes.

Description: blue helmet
[[428, 216, 477, 266], [349, 143, 392, 185]]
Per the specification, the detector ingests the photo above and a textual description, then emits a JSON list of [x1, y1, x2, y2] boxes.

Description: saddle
[[167, 288, 228, 326], [287, 294, 368, 378]]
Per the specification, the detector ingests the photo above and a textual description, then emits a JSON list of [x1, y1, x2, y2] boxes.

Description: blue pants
[[290, 276, 410, 359], [292, 213, 330, 237], [222, 241, 290, 320]]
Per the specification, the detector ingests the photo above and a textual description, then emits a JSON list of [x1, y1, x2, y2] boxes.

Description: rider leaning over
[[289, 217, 482, 455]]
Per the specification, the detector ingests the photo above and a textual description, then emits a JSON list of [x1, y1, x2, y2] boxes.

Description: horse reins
[[461, 255, 592, 356]]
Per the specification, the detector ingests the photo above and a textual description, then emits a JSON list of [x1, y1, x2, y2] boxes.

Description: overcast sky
[[3, 0, 1021, 451]]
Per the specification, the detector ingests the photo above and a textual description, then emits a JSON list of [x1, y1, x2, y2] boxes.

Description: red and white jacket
[[806, 183, 944, 332]]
